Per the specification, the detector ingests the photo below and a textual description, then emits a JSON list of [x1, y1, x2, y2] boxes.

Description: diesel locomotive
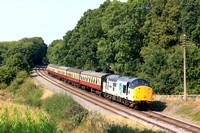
[[47, 64, 153, 110]]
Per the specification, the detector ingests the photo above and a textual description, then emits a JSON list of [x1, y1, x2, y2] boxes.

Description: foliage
[[0, 37, 47, 86], [47, 0, 200, 94]]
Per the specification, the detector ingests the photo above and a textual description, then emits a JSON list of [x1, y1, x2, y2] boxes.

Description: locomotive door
[[118, 81, 129, 98]]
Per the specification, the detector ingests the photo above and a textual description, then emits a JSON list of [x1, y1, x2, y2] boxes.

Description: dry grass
[[41, 89, 54, 100], [102, 113, 158, 131], [0, 99, 49, 119], [72, 111, 160, 133]]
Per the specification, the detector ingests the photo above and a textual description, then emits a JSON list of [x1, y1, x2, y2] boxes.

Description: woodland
[[47, 0, 200, 95], [0, 37, 47, 86]]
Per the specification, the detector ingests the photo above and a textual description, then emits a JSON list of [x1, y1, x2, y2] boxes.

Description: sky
[[0, 0, 127, 45]]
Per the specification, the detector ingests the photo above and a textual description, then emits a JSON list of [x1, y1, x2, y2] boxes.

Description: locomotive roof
[[81, 71, 109, 78], [107, 75, 138, 82], [106, 75, 121, 81], [118, 76, 138, 83], [67, 67, 84, 73], [58, 66, 70, 70], [48, 64, 59, 68]]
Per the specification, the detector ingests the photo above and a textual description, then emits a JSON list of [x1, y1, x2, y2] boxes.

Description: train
[[47, 64, 153, 110]]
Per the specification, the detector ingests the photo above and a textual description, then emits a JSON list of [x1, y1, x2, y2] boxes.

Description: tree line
[[47, 0, 200, 95], [0, 37, 47, 88]]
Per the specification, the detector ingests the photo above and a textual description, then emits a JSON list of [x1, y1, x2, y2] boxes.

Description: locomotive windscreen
[[130, 79, 149, 89]]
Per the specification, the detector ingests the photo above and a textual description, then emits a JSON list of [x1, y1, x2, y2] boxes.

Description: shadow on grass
[[107, 124, 165, 133], [31, 75, 38, 77], [149, 101, 167, 112]]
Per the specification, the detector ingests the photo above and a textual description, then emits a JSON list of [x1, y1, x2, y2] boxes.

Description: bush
[[25, 96, 43, 108], [16, 70, 29, 79], [0, 83, 7, 90], [26, 82, 36, 91], [66, 104, 88, 131], [24, 89, 43, 108], [42, 94, 77, 120], [15, 78, 24, 85]]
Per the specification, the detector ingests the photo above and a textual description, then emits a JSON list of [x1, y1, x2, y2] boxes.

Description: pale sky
[[0, 0, 127, 45]]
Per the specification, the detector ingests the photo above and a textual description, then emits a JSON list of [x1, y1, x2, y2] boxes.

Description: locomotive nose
[[133, 86, 153, 101]]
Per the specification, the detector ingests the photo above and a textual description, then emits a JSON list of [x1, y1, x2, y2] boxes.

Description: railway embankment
[[0, 70, 162, 133], [151, 99, 200, 127]]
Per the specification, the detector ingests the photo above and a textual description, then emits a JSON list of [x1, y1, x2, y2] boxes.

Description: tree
[[6, 53, 30, 75], [180, 0, 200, 45], [149, 0, 180, 49]]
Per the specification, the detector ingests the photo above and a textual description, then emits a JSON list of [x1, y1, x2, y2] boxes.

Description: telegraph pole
[[183, 34, 188, 101]]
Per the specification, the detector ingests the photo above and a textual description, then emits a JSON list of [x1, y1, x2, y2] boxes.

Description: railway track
[[34, 66, 200, 133]]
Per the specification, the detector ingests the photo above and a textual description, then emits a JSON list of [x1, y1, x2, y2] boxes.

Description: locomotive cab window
[[130, 79, 149, 89]]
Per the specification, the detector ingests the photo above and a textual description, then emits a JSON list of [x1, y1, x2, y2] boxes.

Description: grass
[[173, 101, 200, 122], [107, 124, 164, 133], [0, 100, 60, 133], [190, 111, 200, 121], [42, 94, 88, 131], [72, 112, 165, 133]]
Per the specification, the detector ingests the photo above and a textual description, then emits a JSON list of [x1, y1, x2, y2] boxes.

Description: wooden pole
[[183, 34, 187, 101]]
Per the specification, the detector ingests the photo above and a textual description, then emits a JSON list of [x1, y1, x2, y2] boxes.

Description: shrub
[[0, 83, 7, 90], [16, 70, 29, 79], [15, 78, 24, 85], [25, 96, 42, 108], [26, 82, 36, 91], [42, 94, 77, 120], [24, 89, 43, 108]]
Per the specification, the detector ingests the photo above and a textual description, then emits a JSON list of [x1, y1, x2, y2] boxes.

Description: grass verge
[[0, 100, 60, 133]]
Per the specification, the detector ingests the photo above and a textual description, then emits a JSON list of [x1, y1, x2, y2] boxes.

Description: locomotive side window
[[113, 83, 116, 87], [123, 85, 126, 93], [113, 83, 116, 91]]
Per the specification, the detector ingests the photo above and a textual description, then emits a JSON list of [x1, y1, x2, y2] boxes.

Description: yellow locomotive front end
[[129, 79, 153, 110], [133, 86, 153, 102]]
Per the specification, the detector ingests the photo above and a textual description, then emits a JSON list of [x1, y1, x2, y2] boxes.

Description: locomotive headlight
[[144, 96, 146, 98]]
